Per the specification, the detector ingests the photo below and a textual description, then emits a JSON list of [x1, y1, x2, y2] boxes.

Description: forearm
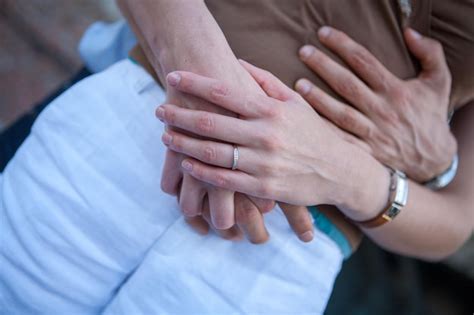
[[348, 104, 474, 261], [118, 0, 243, 80]]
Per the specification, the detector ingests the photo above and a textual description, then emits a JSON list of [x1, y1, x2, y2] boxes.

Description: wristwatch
[[353, 169, 409, 228], [423, 154, 459, 190]]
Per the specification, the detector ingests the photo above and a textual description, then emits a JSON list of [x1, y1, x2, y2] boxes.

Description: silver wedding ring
[[231, 145, 239, 170]]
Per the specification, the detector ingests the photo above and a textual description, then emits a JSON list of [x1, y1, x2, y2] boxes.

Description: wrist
[[333, 148, 391, 221]]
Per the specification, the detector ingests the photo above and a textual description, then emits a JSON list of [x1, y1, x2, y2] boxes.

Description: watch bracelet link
[[352, 168, 409, 228], [423, 154, 459, 190]]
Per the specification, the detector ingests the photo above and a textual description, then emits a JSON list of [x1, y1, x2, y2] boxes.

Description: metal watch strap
[[355, 169, 409, 228], [423, 154, 459, 190]]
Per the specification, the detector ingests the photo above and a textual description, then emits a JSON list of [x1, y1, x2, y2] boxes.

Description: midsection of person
[[206, 0, 473, 109], [0, 59, 342, 315], [206, 0, 423, 95]]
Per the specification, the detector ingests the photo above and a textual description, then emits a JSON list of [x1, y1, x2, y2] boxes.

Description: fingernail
[[156, 107, 165, 121], [181, 160, 193, 171], [408, 28, 422, 40], [295, 79, 312, 95], [299, 231, 314, 242], [162, 132, 172, 145], [167, 72, 181, 87], [299, 45, 315, 59], [318, 26, 332, 38]]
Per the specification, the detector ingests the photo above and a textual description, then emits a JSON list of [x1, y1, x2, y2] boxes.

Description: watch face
[[387, 206, 401, 219]]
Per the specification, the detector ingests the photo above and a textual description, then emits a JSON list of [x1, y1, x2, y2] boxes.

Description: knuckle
[[202, 145, 217, 162], [292, 214, 312, 231], [338, 107, 357, 128], [235, 205, 257, 224], [390, 84, 410, 105], [256, 180, 274, 198], [255, 95, 280, 118], [258, 157, 277, 176], [337, 78, 363, 99], [260, 133, 283, 151], [191, 165, 205, 180], [165, 108, 177, 124], [170, 135, 183, 151], [196, 113, 215, 133], [266, 104, 283, 119], [258, 199, 276, 213], [358, 121, 374, 139], [210, 82, 230, 101], [178, 72, 193, 89], [349, 49, 374, 72], [213, 173, 229, 189]]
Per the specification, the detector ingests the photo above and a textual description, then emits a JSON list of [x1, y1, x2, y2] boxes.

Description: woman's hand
[[157, 60, 391, 221], [295, 27, 457, 183]]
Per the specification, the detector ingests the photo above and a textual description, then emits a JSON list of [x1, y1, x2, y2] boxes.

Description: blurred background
[[0, 0, 120, 130], [0, 1, 472, 314]]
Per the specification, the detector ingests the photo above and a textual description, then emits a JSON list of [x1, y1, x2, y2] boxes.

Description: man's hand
[[295, 27, 457, 182]]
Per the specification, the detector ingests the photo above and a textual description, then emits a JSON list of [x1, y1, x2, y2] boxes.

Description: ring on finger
[[232, 145, 239, 170]]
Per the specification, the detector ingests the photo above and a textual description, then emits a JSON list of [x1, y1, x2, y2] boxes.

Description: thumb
[[239, 59, 295, 101], [404, 28, 451, 85]]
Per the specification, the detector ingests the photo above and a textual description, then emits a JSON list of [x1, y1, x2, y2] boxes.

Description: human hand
[[162, 65, 314, 242], [120, 0, 314, 241], [157, 60, 390, 221], [295, 27, 457, 183], [184, 194, 315, 243]]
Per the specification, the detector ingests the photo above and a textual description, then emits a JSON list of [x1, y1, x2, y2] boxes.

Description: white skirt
[[0, 60, 343, 315]]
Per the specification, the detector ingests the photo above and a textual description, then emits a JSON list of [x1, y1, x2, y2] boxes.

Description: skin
[[158, 29, 474, 260], [119, 1, 473, 259], [295, 27, 457, 183], [117, 0, 314, 243]]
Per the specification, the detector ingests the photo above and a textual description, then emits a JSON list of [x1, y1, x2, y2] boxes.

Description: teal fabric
[[308, 206, 352, 259], [128, 56, 139, 65]]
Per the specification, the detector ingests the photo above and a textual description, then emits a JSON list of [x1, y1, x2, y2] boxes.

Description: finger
[[248, 196, 276, 214], [162, 129, 261, 173], [184, 216, 210, 236], [299, 45, 378, 115], [202, 196, 242, 240], [156, 104, 259, 146], [161, 149, 183, 195], [295, 78, 375, 139], [279, 203, 314, 243], [166, 71, 275, 118], [179, 174, 206, 217], [207, 187, 235, 230], [317, 26, 399, 92], [235, 193, 269, 244], [404, 28, 451, 85], [181, 158, 268, 200], [239, 59, 296, 101]]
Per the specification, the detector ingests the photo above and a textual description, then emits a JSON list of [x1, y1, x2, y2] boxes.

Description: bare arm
[[296, 27, 473, 261], [157, 62, 473, 262], [117, 0, 256, 93], [117, 0, 315, 242], [363, 103, 474, 261]]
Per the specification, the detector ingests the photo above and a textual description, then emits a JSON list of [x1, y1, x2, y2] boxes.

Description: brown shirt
[[206, 0, 474, 109], [130, 0, 474, 250]]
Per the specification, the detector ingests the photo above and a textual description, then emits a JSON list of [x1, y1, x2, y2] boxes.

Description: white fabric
[[0, 60, 342, 315], [79, 20, 137, 73]]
